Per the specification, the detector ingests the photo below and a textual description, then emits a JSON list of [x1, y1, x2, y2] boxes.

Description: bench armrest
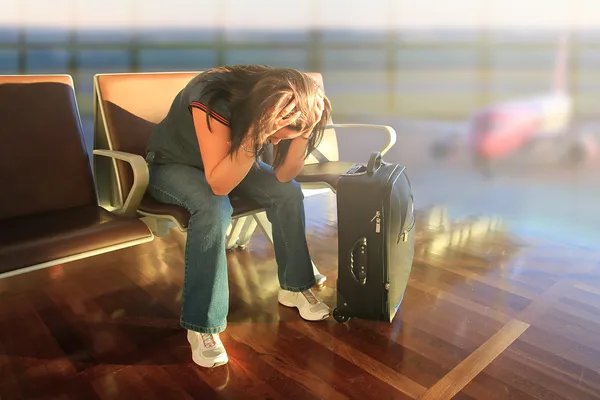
[[93, 149, 149, 217], [325, 124, 397, 156]]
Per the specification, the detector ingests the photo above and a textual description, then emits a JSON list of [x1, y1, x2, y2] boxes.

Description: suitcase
[[333, 152, 415, 323]]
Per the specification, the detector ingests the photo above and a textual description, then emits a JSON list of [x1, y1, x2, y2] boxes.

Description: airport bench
[[0, 75, 153, 278]]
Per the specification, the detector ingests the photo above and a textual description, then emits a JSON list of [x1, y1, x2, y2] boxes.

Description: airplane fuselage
[[467, 91, 572, 159]]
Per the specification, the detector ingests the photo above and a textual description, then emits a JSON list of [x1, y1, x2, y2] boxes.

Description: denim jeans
[[147, 160, 316, 334]]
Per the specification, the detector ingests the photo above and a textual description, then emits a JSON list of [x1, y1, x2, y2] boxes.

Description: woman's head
[[199, 65, 332, 168]]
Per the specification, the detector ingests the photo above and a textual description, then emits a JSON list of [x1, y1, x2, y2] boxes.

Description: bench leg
[[141, 216, 172, 237], [237, 217, 258, 249], [172, 229, 187, 251], [226, 217, 247, 250], [252, 211, 326, 286]]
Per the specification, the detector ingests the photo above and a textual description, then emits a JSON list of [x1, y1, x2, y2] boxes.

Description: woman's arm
[[274, 137, 311, 182], [193, 108, 257, 196], [274, 94, 326, 182], [193, 97, 301, 195]]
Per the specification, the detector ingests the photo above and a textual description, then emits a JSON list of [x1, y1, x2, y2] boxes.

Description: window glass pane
[[74, 0, 133, 43], [137, 0, 218, 43], [397, 49, 478, 70], [24, 28, 70, 43], [394, 48, 479, 116], [0, 0, 19, 43], [25, 49, 70, 73], [0, 50, 18, 73], [322, 49, 388, 115], [22, 0, 71, 43], [222, 0, 309, 43], [316, 0, 390, 41], [224, 49, 307, 70], [0, 27, 19, 44], [139, 49, 216, 72], [76, 49, 130, 93], [577, 50, 600, 92]]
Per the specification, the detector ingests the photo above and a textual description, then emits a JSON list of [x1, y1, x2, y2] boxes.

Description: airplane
[[429, 33, 598, 175]]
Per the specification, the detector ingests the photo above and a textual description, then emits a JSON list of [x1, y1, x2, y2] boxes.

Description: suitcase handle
[[367, 152, 382, 174], [349, 237, 368, 285]]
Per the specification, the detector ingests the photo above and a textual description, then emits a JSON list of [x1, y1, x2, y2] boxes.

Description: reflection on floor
[[1, 193, 599, 400]]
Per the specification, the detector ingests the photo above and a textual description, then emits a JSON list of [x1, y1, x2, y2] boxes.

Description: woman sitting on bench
[[145, 65, 332, 368]]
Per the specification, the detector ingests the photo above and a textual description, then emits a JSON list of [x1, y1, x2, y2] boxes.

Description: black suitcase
[[333, 152, 415, 323]]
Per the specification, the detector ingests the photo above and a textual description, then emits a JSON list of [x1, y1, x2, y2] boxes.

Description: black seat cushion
[[0, 206, 153, 274], [296, 161, 358, 190]]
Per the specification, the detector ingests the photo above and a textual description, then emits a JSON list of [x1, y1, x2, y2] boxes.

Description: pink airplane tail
[[553, 33, 570, 92]]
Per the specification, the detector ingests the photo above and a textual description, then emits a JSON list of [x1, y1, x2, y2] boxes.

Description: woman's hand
[[271, 92, 326, 182], [268, 92, 326, 143], [268, 94, 302, 138], [301, 92, 326, 139]]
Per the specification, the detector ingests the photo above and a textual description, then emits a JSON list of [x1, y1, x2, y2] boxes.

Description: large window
[[0, 50, 18, 73]]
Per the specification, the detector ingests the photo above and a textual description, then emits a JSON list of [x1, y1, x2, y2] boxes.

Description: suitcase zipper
[[371, 211, 381, 233], [398, 192, 415, 243], [399, 227, 410, 242], [398, 216, 416, 243]]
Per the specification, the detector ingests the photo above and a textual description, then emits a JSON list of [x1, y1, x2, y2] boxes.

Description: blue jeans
[[147, 161, 316, 334]]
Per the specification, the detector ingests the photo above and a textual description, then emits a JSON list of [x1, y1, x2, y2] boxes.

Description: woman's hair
[[197, 65, 332, 169]]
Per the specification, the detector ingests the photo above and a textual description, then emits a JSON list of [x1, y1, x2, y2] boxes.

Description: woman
[[145, 65, 333, 368]]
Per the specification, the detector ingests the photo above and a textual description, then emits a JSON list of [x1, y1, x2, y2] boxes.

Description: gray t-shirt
[[145, 71, 232, 169]]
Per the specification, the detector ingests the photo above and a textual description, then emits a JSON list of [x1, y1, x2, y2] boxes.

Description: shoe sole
[[192, 355, 229, 368], [278, 299, 331, 321]]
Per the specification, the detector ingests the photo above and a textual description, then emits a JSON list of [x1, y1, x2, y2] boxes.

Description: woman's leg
[[147, 163, 231, 367], [233, 161, 330, 321]]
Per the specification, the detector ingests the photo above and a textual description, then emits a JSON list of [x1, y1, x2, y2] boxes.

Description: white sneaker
[[278, 288, 331, 321], [187, 330, 228, 368]]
